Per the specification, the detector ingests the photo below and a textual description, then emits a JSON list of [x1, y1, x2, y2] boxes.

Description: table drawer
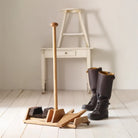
[[57, 50, 75, 56]]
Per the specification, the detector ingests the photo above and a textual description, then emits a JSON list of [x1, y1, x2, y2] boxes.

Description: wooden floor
[[0, 90, 138, 138]]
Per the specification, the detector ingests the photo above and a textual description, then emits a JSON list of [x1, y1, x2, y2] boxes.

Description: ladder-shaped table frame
[[58, 8, 89, 48]]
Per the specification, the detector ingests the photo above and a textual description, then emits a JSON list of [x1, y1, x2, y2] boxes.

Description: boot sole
[[88, 113, 108, 120]]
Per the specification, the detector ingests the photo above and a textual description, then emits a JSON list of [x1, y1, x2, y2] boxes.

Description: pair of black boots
[[82, 67, 115, 120]]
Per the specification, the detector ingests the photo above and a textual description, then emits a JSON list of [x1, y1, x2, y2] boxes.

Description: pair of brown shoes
[[28, 106, 53, 118]]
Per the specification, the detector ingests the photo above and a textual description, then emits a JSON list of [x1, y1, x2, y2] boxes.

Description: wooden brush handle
[[51, 22, 58, 110]]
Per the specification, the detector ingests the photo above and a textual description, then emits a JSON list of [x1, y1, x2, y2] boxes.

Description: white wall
[[0, 0, 138, 90], [0, 1, 3, 89]]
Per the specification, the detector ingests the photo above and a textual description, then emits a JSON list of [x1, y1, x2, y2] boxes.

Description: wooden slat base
[[24, 119, 58, 127], [66, 116, 90, 128], [57, 110, 86, 127], [24, 109, 89, 129]]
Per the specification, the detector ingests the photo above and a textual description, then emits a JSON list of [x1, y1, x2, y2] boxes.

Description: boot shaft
[[87, 67, 102, 94], [97, 71, 115, 99]]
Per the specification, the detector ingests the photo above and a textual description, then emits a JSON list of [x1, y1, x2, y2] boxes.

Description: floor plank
[[75, 91, 94, 138], [111, 91, 138, 138], [0, 90, 25, 136], [21, 91, 55, 138], [107, 108, 131, 138], [0, 90, 22, 117], [83, 91, 114, 138], [39, 91, 59, 138], [115, 90, 138, 121], [2, 90, 33, 138], [58, 91, 76, 138], [20, 91, 44, 138], [0, 90, 138, 138], [0, 90, 11, 103], [40, 126, 59, 138], [58, 128, 75, 138]]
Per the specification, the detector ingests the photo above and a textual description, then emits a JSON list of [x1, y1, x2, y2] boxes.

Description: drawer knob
[[65, 52, 68, 54]]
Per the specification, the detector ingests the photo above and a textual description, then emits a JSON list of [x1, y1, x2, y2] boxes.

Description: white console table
[[41, 47, 93, 93]]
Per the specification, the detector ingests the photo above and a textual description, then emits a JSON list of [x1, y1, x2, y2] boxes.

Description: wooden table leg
[[41, 50, 46, 94], [86, 49, 92, 93]]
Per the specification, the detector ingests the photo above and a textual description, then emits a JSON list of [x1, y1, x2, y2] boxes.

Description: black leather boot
[[82, 67, 102, 111], [88, 71, 115, 120]]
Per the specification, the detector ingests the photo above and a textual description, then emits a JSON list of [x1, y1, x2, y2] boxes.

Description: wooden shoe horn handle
[[51, 22, 58, 110]]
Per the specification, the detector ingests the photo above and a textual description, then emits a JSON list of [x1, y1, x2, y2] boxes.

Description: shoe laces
[[93, 100, 109, 113]]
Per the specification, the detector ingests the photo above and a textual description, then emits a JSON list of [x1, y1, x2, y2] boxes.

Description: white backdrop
[[0, 0, 138, 90]]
